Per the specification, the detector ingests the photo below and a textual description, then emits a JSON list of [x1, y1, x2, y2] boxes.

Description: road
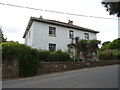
[[2, 65, 119, 88]]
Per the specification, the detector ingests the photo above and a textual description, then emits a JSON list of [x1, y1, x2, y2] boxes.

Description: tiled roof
[[23, 17, 99, 38]]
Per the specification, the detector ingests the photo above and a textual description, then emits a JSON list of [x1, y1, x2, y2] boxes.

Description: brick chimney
[[68, 20, 73, 25]]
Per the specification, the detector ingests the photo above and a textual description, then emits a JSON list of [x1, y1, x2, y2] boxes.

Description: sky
[[0, 0, 119, 44]]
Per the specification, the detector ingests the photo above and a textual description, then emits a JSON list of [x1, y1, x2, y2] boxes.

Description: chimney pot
[[68, 20, 73, 25], [39, 16, 43, 19]]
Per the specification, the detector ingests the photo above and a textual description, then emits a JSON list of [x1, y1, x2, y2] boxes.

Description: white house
[[23, 16, 99, 52]]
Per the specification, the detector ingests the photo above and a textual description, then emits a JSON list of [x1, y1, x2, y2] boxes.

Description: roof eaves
[[32, 17, 99, 33], [23, 17, 99, 38], [23, 17, 33, 38]]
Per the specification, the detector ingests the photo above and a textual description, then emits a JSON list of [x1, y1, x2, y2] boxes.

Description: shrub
[[2, 41, 72, 77], [56, 50, 71, 62], [48, 51, 58, 62], [100, 38, 120, 51], [37, 50, 50, 62], [19, 48, 39, 77], [2, 41, 21, 60], [2, 41, 40, 77], [99, 50, 118, 60], [48, 50, 71, 62], [100, 43, 111, 51], [99, 38, 120, 60], [109, 38, 120, 50]]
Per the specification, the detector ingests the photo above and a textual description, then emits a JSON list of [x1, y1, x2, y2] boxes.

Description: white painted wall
[[25, 21, 97, 51], [118, 19, 120, 38], [25, 24, 34, 47]]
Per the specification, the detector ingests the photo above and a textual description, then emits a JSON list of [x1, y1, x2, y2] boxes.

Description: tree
[[100, 38, 120, 51], [101, 1, 120, 17], [0, 27, 7, 43], [109, 38, 120, 50], [99, 38, 120, 60], [102, 41, 110, 47]]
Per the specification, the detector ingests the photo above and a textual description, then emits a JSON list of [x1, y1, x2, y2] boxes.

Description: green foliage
[[2, 41, 39, 77], [37, 50, 50, 62], [0, 28, 7, 43], [109, 38, 120, 50], [101, 2, 120, 17], [102, 41, 110, 47], [2, 41, 71, 77], [48, 50, 71, 62], [19, 48, 39, 77], [0, 44, 1, 50], [99, 50, 118, 60], [2, 41, 21, 60], [35, 49, 71, 62], [76, 39, 100, 51], [99, 38, 120, 60], [100, 42, 111, 51], [74, 37, 101, 61], [100, 38, 120, 51]]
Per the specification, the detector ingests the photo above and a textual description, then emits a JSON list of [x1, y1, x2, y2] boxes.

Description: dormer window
[[49, 26, 56, 37]]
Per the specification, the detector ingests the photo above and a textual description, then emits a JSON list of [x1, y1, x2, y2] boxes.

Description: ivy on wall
[[68, 37, 101, 61]]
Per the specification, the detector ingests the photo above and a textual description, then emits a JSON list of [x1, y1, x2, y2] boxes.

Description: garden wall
[[37, 60, 119, 75], [2, 59, 19, 79], [2, 60, 120, 79]]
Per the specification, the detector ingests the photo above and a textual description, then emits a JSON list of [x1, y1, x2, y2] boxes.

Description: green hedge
[[2, 41, 71, 77], [99, 50, 119, 60], [35, 49, 71, 62], [48, 50, 71, 62], [19, 48, 39, 77], [100, 38, 120, 51], [99, 38, 120, 60], [2, 41, 39, 77], [37, 50, 50, 62]]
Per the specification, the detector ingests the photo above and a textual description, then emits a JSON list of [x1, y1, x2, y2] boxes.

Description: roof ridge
[[23, 17, 99, 38], [31, 17, 98, 32]]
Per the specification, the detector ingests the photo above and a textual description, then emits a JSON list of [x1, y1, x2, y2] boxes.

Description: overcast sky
[[0, 0, 119, 44]]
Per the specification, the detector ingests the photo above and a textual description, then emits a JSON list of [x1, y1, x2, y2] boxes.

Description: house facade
[[23, 17, 99, 52]]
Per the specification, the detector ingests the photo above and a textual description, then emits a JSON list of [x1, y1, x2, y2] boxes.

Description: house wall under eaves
[[25, 21, 97, 51]]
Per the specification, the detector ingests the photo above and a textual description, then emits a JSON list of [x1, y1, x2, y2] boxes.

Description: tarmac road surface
[[2, 65, 119, 88]]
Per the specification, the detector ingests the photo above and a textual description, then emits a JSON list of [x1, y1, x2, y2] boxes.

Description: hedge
[[99, 50, 119, 60], [2, 41, 39, 77], [48, 50, 71, 62], [37, 50, 50, 62], [99, 38, 120, 60], [100, 38, 120, 51], [2, 41, 71, 77]]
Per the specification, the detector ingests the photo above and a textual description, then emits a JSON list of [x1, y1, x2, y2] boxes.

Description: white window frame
[[84, 33, 89, 40], [49, 26, 56, 37], [49, 43, 56, 51], [69, 30, 74, 39]]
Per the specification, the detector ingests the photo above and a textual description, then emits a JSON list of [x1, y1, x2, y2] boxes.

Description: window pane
[[49, 30, 53, 34], [49, 26, 56, 36], [49, 43, 56, 51], [84, 33, 89, 40], [69, 30, 74, 39]]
